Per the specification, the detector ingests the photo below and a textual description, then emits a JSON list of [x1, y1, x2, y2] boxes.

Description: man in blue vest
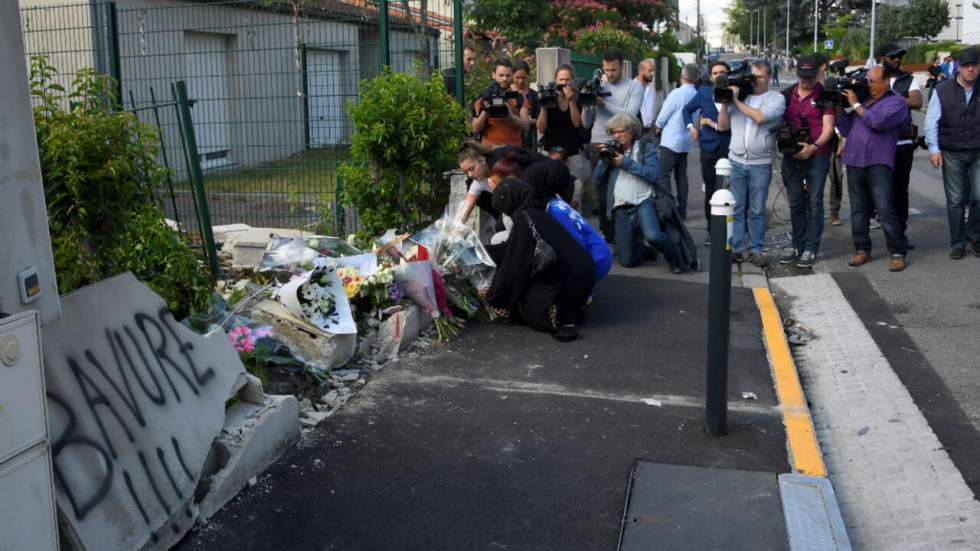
[[683, 60, 732, 245], [925, 47, 980, 259]]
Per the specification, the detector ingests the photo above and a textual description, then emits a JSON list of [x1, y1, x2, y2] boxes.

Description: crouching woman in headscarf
[[524, 159, 612, 282], [484, 178, 596, 342]]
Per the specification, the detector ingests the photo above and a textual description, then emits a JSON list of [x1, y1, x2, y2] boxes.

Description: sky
[[679, 0, 730, 47]]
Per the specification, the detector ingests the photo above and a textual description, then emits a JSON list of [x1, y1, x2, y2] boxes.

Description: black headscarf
[[491, 177, 534, 216], [523, 159, 573, 207]]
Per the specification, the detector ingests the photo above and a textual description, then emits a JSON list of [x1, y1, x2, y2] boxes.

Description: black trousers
[[892, 143, 916, 231], [699, 147, 728, 232]]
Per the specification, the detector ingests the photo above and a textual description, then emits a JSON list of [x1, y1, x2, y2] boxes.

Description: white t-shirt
[[467, 178, 490, 196], [890, 76, 921, 146], [612, 145, 653, 208]]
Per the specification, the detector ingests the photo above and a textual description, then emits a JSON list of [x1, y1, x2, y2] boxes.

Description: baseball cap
[[958, 48, 980, 65], [797, 55, 820, 78], [877, 42, 907, 59]]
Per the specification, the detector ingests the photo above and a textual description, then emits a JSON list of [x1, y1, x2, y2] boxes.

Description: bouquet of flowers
[[278, 266, 357, 334], [336, 266, 366, 299]]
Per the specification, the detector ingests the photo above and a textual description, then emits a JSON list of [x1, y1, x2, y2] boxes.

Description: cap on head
[[797, 54, 820, 78], [877, 42, 907, 59], [958, 47, 980, 66]]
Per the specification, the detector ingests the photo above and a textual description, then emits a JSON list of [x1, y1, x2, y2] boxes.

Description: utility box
[[0, 311, 59, 551], [0, 0, 61, 325]]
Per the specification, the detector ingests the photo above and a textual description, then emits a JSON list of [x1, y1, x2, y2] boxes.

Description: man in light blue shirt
[[924, 47, 980, 258], [655, 64, 699, 219]]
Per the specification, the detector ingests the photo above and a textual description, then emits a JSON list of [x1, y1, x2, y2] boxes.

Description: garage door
[[306, 49, 346, 147], [184, 31, 232, 168]]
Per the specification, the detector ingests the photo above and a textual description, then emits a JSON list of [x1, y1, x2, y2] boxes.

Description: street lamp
[[868, 0, 877, 67], [785, 0, 790, 62], [812, 0, 819, 52]]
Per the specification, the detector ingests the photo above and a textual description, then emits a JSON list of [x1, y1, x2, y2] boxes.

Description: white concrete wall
[[1, 0, 61, 324]]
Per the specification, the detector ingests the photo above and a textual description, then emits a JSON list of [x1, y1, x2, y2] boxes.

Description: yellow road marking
[[754, 288, 827, 477]]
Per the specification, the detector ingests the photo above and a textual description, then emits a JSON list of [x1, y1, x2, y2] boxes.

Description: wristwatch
[[851, 102, 862, 110]]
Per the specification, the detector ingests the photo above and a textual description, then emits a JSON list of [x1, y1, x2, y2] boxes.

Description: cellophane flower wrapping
[[392, 260, 440, 318]]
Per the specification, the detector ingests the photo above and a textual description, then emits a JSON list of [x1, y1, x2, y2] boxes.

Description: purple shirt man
[[836, 90, 909, 170]]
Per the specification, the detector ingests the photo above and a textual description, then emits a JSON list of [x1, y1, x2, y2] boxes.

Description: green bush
[[574, 26, 654, 64], [338, 66, 469, 238], [905, 41, 980, 64], [30, 57, 211, 319]]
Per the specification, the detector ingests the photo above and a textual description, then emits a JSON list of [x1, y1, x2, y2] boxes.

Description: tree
[[465, 0, 554, 51], [903, 0, 950, 40]]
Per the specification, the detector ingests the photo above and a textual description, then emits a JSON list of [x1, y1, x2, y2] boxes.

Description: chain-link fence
[[20, 0, 461, 236]]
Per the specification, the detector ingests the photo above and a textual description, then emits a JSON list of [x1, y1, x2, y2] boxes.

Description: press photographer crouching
[[776, 54, 836, 268], [592, 113, 685, 272], [537, 64, 591, 208], [472, 58, 531, 148], [836, 66, 912, 271]]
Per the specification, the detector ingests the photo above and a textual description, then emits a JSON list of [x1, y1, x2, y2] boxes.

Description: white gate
[[184, 31, 233, 168]]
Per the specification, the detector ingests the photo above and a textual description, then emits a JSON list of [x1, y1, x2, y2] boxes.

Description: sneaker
[[643, 244, 659, 261], [748, 252, 769, 267], [732, 252, 744, 264], [889, 253, 907, 272], [670, 263, 683, 274], [796, 250, 817, 268], [778, 248, 801, 264], [702, 236, 711, 247], [972, 241, 980, 257], [869, 218, 882, 230], [554, 324, 579, 342], [830, 215, 842, 226], [950, 246, 966, 260], [848, 251, 871, 267]]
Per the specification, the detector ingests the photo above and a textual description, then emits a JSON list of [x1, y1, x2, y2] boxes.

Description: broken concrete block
[[216, 227, 313, 270], [376, 304, 432, 360], [196, 394, 300, 521], [250, 299, 356, 368]]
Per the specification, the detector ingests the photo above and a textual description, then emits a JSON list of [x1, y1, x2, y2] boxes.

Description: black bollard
[[706, 160, 735, 437]]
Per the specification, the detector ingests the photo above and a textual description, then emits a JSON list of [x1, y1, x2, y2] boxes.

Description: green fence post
[[148, 86, 182, 232], [453, 0, 464, 106], [379, 0, 390, 68], [173, 80, 221, 282], [104, 0, 123, 107]]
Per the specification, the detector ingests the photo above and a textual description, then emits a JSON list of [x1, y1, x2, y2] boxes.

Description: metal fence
[[20, 0, 461, 235]]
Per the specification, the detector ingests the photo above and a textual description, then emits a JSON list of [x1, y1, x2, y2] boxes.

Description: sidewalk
[[177, 266, 794, 550]]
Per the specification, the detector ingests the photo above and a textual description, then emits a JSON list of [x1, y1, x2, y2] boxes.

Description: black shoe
[[796, 250, 817, 268], [644, 245, 659, 261], [778, 248, 801, 264], [702, 236, 711, 247], [749, 252, 769, 267], [972, 241, 980, 257], [951, 246, 966, 259], [732, 252, 744, 264], [670, 263, 683, 274], [554, 324, 578, 342]]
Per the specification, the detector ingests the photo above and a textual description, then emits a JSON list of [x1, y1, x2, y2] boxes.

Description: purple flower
[[388, 281, 405, 302]]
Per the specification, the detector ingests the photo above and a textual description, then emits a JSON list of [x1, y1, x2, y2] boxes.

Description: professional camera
[[776, 115, 813, 157], [818, 68, 871, 106], [538, 82, 567, 109], [576, 69, 612, 106], [828, 59, 849, 77], [482, 81, 522, 118], [713, 63, 757, 102], [597, 139, 624, 162]]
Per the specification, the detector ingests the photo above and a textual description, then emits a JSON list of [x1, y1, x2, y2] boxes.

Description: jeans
[[828, 149, 844, 217], [729, 160, 772, 254], [613, 197, 680, 267], [846, 164, 909, 255], [700, 147, 728, 231], [782, 154, 830, 255], [892, 143, 916, 231], [660, 146, 689, 218], [940, 149, 980, 248]]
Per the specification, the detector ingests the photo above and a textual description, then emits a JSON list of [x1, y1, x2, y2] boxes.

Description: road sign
[[824, 39, 834, 50]]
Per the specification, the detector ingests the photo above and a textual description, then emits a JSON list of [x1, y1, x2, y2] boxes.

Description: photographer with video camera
[[879, 43, 924, 236], [472, 58, 531, 148], [717, 60, 787, 267], [537, 64, 590, 206], [836, 66, 912, 271], [924, 47, 980, 259], [683, 60, 732, 245], [582, 48, 645, 242], [775, 55, 836, 268]]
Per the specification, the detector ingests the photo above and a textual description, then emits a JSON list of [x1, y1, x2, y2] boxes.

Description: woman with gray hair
[[592, 112, 684, 272]]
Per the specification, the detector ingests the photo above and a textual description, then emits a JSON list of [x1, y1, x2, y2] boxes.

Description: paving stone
[[772, 274, 980, 550]]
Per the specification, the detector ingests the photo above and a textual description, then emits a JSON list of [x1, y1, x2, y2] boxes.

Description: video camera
[[482, 81, 522, 118], [597, 139, 624, 162], [538, 82, 567, 109], [576, 69, 612, 106], [713, 63, 757, 103], [818, 68, 871, 106], [776, 115, 813, 157]]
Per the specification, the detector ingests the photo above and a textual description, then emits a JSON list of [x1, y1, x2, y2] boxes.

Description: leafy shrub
[[30, 57, 211, 319], [338, 67, 469, 238], [574, 25, 654, 65]]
